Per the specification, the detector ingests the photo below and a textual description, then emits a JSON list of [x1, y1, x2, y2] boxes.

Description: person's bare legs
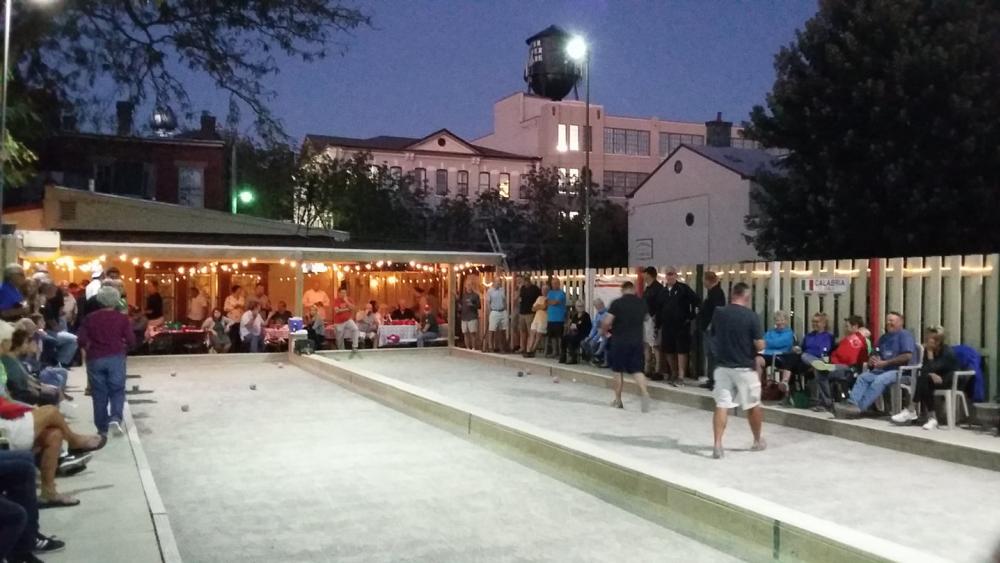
[[747, 405, 765, 448], [632, 371, 651, 412], [654, 347, 663, 375], [32, 405, 101, 451], [35, 427, 74, 503], [712, 407, 729, 454], [485, 331, 494, 353], [677, 353, 689, 381], [665, 353, 679, 381], [612, 373, 624, 406]]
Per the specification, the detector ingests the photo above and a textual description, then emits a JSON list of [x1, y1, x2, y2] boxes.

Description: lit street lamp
[[231, 187, 254, 214], [566, 35, 591, 303]]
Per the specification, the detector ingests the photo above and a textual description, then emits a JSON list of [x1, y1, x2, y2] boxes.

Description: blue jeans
[[43, 330, 78, 366], [816, 366, 852, 407], [416, 331, 438, 347], [39, 366, 68, 389], [0, 451, 38, 560], [243, 334, 262, 353], [849, 369, 898, 411], [87, 354, 127, 434]]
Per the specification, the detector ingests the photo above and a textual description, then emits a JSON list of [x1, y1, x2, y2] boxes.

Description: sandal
[[39, 493, 80, 509], [69, 434, 106, 454]]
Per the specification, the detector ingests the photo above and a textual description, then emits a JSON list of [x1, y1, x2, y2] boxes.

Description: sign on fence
[[595, 274, 634, 307], [799, 277, 850, 294]]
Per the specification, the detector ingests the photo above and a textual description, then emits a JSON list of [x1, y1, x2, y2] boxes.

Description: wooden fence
[[498, 254, 998, 400]]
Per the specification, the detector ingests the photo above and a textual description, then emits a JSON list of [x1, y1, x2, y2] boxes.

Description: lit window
[[560, 211, 580, 220], [498, 173, 510, 198], [557, 124, 568, 152], [569, 125, 580, 151]]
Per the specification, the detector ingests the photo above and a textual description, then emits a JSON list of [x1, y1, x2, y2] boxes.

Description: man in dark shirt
[[641, 267, 664, 380], [697, 271, 727, 390], [517, 276, 541, 354], [710, 282, 766, 459], [657, 268, 699, 386], [602, 281, 652, 413], [145, 280, 165, 335], [390, 299, 416, 321]]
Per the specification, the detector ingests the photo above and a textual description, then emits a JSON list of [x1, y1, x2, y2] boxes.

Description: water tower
[[524, 25, 582, 101]]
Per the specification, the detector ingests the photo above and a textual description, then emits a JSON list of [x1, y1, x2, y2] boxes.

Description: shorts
[[518, 314, 534, 334], [547, 322, 565, 338], [713, 367, 762, 410], [531, 319, 547, 334], [608, 340, 644, 374], [643, 316, 658, 346], [461, 319, 479, 334], [0, 411, 35, 450], [488, 311, 508, 331], [660, 322, 691, 354]]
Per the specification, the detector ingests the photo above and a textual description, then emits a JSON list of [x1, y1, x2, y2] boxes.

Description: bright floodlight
[[566, 36, 587, 61], [238, 190, 254, 204]]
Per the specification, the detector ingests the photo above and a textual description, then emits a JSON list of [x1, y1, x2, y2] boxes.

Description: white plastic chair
[[890, 343, 924, 414], [934, 370, 973, 429]]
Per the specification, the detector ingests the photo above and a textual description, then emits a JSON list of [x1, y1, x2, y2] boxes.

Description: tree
[[520, 167, 568, 269], [12, 1, 370, 142], [745, 0, 1000, 259], [229, 139, 297, 221]]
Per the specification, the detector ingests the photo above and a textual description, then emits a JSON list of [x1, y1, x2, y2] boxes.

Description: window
[[602, 170, 649, 197], [413, 168, 426, 190], [557, 124, 568, 152], [560, 211, 580, 220], [177, 166, 205, 207], [530, 39, 542, 62], [457, 170, 469, 196], [569, 125, 580, 151], [478, 171, 490, 192], [389, 166, 402, 179], [658, 133, 705, 157], [731, 137, 760, 149], [435, 169, 449, 195], [557, 167, 580, 194], [557, 124, 582, 152], [603, 128, 650, 156], [498, 173, 511, 198]]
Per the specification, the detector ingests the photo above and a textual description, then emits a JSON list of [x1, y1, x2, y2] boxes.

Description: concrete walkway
[[39, 381, 163, 563], [347, 350, 1000, 562], [126, 359, 736, 563]]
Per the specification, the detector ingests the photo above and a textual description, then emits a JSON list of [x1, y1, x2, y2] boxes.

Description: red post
[[868, 258, 881, 341]]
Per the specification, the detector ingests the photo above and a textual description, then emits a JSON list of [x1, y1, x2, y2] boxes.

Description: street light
[[0, 0, 54, 235], [566, 35, 591, 306], [231, 187, 254, 214]]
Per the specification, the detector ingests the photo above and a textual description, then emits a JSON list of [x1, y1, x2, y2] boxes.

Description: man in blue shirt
[[545, 277, 567, 358], [834, 311, 916, 418], [0, 264, 29, 321]]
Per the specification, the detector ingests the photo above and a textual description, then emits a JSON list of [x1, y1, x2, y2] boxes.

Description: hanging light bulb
[[119, 254, 128, 261], [131, 258, 139, 266]]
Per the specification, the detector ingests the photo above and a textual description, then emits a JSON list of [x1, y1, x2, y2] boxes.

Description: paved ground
[[348, 350, 1000, 562], [128, 360, 737, 563], [38, 376, 162, 563]]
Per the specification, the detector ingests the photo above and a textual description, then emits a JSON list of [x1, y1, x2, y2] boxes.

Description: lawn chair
[[934, 370, 974, 429], [889, 343, 924, 414]]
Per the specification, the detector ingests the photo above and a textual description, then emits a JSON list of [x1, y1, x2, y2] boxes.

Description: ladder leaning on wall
[[485, 228, 510, 273]]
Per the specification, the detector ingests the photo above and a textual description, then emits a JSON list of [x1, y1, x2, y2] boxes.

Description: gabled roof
[[303, 129, 539, 161], [627, 144, 784, 198]]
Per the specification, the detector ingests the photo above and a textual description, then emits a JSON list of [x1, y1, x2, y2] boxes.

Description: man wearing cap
[[85, 268, 104, 300], [0, 264, 29, 321], [656, 268, 699, 386], [641, 267, 663, 380]]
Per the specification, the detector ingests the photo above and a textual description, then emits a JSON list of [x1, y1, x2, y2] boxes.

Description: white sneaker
[[922, 418, 939, 430], [109, 421, 125, 437], [697, 376, 708, 384], [891, 410, 918, 424]]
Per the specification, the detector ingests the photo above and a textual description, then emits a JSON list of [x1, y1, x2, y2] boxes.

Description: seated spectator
[[811, 315, 870, 411], [356, 302, 379, 349], [756, 310, 794, 377], [332, 288, 360, 351], [2, 326, 59, 406], [129, 306, 148, 349], [0, 450, 66, 562], [306, 305, 326, 351], [239, 302, 264, 353], [834, 312, 917, 418], [0, 264, 30, 322], [15, 320, 71, 402], [523, 283, 549, 358], [890, 326, 958, 430], [416, 308, 440, 348], [0, 398, 104, 508], [560, 299, 592, 365], [777, 312, 835, 394], [267, 301, 292, 327], [583, 298, 609, 365], [202, 309, 232, 353], [38, 281, 78, 368], [390, 299, 415, 321]]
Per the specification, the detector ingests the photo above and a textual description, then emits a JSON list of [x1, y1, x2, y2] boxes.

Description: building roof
[[51, 131, 225, 148], [627, 144, 784, 198], [526, 24, 570, 43], [303, 128, 539, 161]]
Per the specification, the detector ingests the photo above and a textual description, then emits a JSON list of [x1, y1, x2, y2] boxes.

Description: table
[[147, 328, 208, 355], [379, 324, 419, 347]]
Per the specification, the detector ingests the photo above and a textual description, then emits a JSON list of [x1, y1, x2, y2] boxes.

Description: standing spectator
[[78, 286, 135, 437], [510, 274, 524, 353], [524, 283, 549, 358], [332, 287, 360, 352], [302, 278, 331, 320], [246, 283, 272, 319], [517, 276, 541, 354], [459, 280, 481, 350], [202, 309, 232, 353], [544, 277, 567, 358], [710, 282, 766, 459], [239, 302, 264, 353], [602, 282, 652, 412], [187, 287, 209, 327], [223, 285, 245, 353], [697, 271, 726, 390], [834, 312, 917, 419], [561, 299, 592, 365], [84, 268, 103, 300], [0, 264, 29, 321], [144, 280, 165, 337], [485, 278, 508, 353], [657, 268, 699, 386], [641, 267, 664, 379]]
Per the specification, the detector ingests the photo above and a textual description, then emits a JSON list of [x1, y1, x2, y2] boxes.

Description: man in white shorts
[[485, 278, 508, 353], [709, 282, 766, 459], [459, 280, 481, 350]]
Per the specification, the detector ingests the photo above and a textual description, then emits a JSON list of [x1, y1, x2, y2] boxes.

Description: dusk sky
[[185, 1, 820, 145]]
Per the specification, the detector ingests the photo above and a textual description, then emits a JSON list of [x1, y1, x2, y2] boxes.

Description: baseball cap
[[91, 267, 104, 279]]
